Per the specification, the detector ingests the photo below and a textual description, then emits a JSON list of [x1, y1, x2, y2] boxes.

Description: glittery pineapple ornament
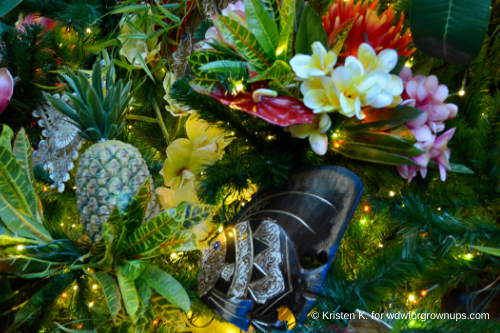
[[46, 61, 160, 243]]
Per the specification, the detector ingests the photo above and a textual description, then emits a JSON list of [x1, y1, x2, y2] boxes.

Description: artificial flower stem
[[154, 102, 171, 145]]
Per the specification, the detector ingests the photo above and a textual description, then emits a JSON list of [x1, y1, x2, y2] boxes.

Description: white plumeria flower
[[288, 113, 332, 155], [290, 42, 337, 79]]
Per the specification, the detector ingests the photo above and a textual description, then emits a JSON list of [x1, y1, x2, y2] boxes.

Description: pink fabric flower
[[19, 14, 57, 33], [397, 68, 458, 182], [0, 68, 14, 114], [202, 1, 247, 50]]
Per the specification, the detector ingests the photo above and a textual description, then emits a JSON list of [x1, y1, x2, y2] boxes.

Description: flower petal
[[0, 68, 14, 114], [376, 49, 398, 72]]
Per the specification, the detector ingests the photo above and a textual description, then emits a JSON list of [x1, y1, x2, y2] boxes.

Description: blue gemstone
[[182, 33, 188, 41], [213, 241, 220, 250]]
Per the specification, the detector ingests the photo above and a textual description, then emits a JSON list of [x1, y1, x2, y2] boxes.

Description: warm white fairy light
[[128, 125, 132, 129], [231, 131, 235, 135], [379, 244, 384, 248], [171, 253, 177, 258], [72, 224, 76, 228], [17, 245, 23, 250], [360, 219, 365, 224], [73, 285, 78, 290], [218, 226, 223, 232], [437, 207, 441, 211], [409, 295, 415, 302], [60, 223, 64, 227], [333, 133, 338, 137], [466, 253, 472, 259], [459, 89, 465, 96], [73, 186, 76, 190], [389, 191, 395, 197], [93, 284, 98, 289], [89, 301, 94, 307], [86, 28, 92, 34], [241, 202, 245, 207]]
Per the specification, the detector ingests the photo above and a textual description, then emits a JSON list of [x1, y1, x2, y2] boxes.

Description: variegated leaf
[[0, 235, 39, 247], [188, 51, 227, 77], [121, 259, 148, 281], [155, 229, 198, 254], [245, 0, 280, 59], [260, 0, 280, 27], [92, 272, 122, 321], [248, 60, 294, 89], [215, 15, 272, 70], [189, 78, 220, 94], [140, 265, 190, 313], [124, 208, 182, 257], [180, 203, 215, 229], [0, 145, 37, 218], [276, 15, 294, 62], [0, 125, 13, 152], [136, 277, 152, 307], [151, 292, 186, 330], [117, 269, 140, 323]]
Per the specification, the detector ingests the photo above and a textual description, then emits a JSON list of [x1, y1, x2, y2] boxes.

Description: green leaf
[[347, 105, 424, 132], [448, 163, 474, 174], [390, 55, 406, 76], [189, 78, 220, 94], [140, 265, 190, 312], [0, 0, 23, 17], [276, 15, 294, 62], [260, 0, 280, 27], [248, 60, 294, 89], [194, 20, 213, 42], [180, 203, 216, 230], [215, 15, 273, 70], [205, 40, 242, 59], [470, 245, 500, 257], [117, 270, 140, 323], [410, 0, 491, 64], [349, 132, 425, 158], [92, 272, 121, 321], [188, 51, 230, 79], [334, 144, 420, 166], [136, 277, 151, 307], [111, 4, 149, 14], [121, 259, 148, 281], [156, 3, 180, 23], [91, 60, 104, 102], [244, 0, 279, 59], [135, 53, 155, 82], [124, 208, 182, 257], [198, 60, 248, 75], [0, 125, 14, 152], [295, 4, 328, 55], [295, 0, 305, 32], [12, 128, 35, 189], [0, 235, 39, 247], [55, 323, 95, 333], [151, 292, 186, 329], [154, 229, 198, 254], [411, 58, 435, 76]]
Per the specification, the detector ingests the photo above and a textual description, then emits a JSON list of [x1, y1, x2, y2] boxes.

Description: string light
[[421, 290, 427, 296], [360, 219, 365, 224], [86, 28, 92, 34], [334, 142, 340, 148], [59, 43, 63, 47], [363, 205, 370, 212], [389, 191, 395, 197], [73, 285, 78, 290], [93, 284, 98, 289], [171, 253, 177, 259], [466, 253, 472, 259], [60, 223, 64, 227], [62, 292, 67, 298], [218, 226, 223, 232], [405, 61, 412, 67], [73, 186, 76, 190], [89, 301, 94, 307], [437, 207, 441, 211], [43, 186, 48, 191], [72, 224, 76, 228], [267, 135, 272, 140], [408, 295, 415, 302], [129, 106, 133, 110], [128, 125, 132, 129], [458, 89, 465, 96], [235, 82, 244, 93], [379, 244, 384, 248], [241, 202, 246, 207], [231, 131, 235, 135], [17, 245, 23, 250]]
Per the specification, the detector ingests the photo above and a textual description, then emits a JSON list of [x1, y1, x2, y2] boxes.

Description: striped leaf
[[140, 265, 190, 313], [151, 292, 186, 330], [276, 15, 294, 62], [12, 128, 35, 191], [136, 277, 151, 307], [280, 0, 295, 33], [248, 60, 294, 89], [121, 259, 148, 281], [244, 0, 280, 59], [188, 51, 227, 77], [117, 269, 140, 323], [215, 15, 272, 70], [189, 78, 220, 94], [0, 235, 39, 247], [0, 125, 13, 152], [260, 0, 280, 27], [92, 272, 122, 321], [124, 208, 182, 257], [155, 229, 198, 254], [334, 144, 421, 166], [180, 203, 215, 229]]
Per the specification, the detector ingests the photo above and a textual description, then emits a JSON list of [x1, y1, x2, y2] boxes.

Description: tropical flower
[[163, 72, 191, 117], [400, 67, 458, 134], [290, 42, 337, 79], [202, 1, 247, 50], [19, 14, 57, 33], [186, 115, 231, 159], [119, 13, 160, 66], [226, 180, 258, 204], [160, 138, 218, 190], [297, 43, 403, 118], [287, 113, 332, 155], [323, 0, 415, 58], [0, 68, 14, 114]]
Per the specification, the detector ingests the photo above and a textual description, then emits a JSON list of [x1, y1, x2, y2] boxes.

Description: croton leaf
[[334, 143, 420, 166], [276, 15, 294, 62], [347, 105, 423, 132], [117, 270, 140, 323], [189, 78, 220, 94], [151, 292, 186, 330], [410, 0, 491, 64], [92, 272, 122, 321], [135, 277, 152, 307], [155, 229, 198, 254], [124, 208, 183, 257], [180, 202, 215, 229], [348, 132, 426, 158], [248, 60, 295, 89], [295, 4, 328, 55], [140, 265, 190, 313], [215, 15, 273, 70], [191, 84, 314, 126], [0, 235, 39, 247], [199, 60, 248, 75], [260, 0, 280, 27], [0, 125, 13, 152], [244, 0, 280, 59], [188, 51, 228, 77], [121, 259, 148, 281]]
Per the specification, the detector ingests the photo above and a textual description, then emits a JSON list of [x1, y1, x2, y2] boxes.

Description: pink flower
[[19, 14, 57, 33], [400, 67, 458, 133], [0, 68, 14, 114], [428, 128, 456, 181], [202, 1, 247, 50]]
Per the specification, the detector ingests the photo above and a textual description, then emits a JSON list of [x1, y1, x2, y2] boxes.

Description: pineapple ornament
[[46, 60, 160, 242]]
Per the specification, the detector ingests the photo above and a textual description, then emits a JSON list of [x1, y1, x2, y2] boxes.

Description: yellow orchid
[[186, 115, 231, 160], [119, 13, 160, 66], [299, 43, 403, 119], [160, 138, 218, 190], [156, 182, 215, 249], [163, 71, 191, 117], [290, 42, 337, 79], [287, 113, 332, 155]]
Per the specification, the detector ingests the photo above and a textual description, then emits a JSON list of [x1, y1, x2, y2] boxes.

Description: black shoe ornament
[[198, 165, 364, 331]]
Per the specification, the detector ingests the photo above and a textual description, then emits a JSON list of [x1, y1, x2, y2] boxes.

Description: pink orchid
[[202, 1, 247, 50], [400, 67, 458, 134], [0, 68, 14, 114]]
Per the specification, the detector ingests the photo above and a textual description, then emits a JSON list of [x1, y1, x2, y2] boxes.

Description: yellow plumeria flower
[[163, 72, 191, 117], [225, 180, 258, 204], [160, 138, 218, 190], [290, 42, 337, 79], [186, 115, 231, 160], [287, 113, 332, 155], [119, 12, 160, 66]]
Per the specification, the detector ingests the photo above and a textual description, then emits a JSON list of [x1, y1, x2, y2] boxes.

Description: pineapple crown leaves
[[44, 60, 145, 143]]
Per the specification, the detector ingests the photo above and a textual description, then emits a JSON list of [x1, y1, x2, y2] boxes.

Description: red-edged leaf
[[191, 84, 314, 126]]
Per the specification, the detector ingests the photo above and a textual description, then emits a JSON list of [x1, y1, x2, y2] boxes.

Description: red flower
[[323, 0, 415, 58]]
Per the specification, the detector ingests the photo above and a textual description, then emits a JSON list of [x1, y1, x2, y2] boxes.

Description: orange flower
[[323, 0, 415, 58]]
